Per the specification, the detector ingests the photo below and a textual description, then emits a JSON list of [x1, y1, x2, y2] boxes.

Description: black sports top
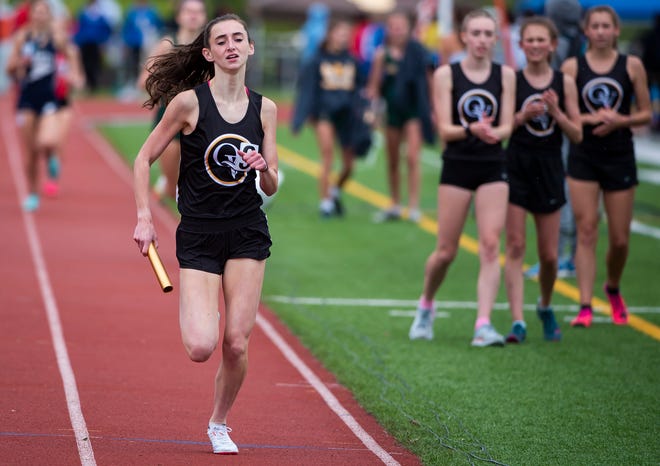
[[443, 62, 504, 161], [508, 70, 565, 157], [575, 54, 633, 154], [20, 32, 57, 87], [178, 83, 264, 221]]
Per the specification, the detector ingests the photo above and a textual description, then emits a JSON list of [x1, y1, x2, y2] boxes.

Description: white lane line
[[631, 220, 660, 240], [257, 315, 400, 466], [2, 106, 96, 465], [85, 121, 400, 465], [266, 295, 660, 314]]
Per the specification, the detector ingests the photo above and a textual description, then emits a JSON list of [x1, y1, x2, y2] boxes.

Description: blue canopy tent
[[517, 0, 660, 20]]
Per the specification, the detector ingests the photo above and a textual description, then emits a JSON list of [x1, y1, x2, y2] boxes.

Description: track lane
[[0, 95, 420, 466]]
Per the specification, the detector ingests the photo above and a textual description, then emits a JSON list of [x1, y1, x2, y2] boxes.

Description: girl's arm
[[243, 96, 278, 196], [547, 73, 582, 143], [561, 57, 602, 127], [133, 90, 197, 254], [365, 47, 385, 99], [6, 29, 27, 80], [434, 64, 465, 142], [491, 65, 516, 142]]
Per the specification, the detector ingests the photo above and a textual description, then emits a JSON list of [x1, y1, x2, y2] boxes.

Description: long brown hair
[[144, 14, 251, 108]]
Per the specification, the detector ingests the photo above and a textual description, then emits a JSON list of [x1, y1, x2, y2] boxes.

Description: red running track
[[0, 94, 421, 466]]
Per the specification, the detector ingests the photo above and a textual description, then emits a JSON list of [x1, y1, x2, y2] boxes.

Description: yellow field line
[[277, 144, 660, 342]]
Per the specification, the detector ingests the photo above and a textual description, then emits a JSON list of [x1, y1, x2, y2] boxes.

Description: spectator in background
[[291, 19, 362, 218], [121, 0, 162, 94], [351, 13, 384, 77], [74, 0, 112, 92], [641, 14, 660, 132], [367, 11, 435, 223]]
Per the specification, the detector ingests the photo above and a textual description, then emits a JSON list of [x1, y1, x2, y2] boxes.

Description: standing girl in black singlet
[[561, 6, 651, 328], [503, 17, 582, 344], [137, 0, 207, 202], [133, 15, 278, 455], [408, 9, 515, 347]]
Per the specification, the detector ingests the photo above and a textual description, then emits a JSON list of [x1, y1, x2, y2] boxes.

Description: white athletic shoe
[[409, 307, 435, 340], [207, 424, 238, 454], [471, 324, 505, 347]]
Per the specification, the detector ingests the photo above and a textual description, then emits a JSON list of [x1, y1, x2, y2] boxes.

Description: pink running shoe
[[43, 180, 59, 197], [604, 285, 628, 325], [570, 308, 593, 327]]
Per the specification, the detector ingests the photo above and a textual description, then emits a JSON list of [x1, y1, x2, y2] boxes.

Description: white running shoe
[[409, 307, 435, 340], [471, 324, 505, 347], [207, 424, 238, 454]]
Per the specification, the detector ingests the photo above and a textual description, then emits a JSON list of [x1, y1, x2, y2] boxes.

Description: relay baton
[[147, 243, 173, 293]]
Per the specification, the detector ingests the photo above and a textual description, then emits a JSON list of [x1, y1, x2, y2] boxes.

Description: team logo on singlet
[[457, 89, 498, 127], [203, 133, 259, 186], [521, 93, 555, 137], [319, 61, 356, 91], [582, 77, 623, 113]]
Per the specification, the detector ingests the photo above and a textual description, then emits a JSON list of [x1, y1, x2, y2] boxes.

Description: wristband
[[464, 125, 472, 138]]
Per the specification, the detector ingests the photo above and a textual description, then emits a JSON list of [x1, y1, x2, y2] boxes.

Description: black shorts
[[176, 212, 272, 275], [318, 106, 352, 148], [507, 149, 566, 213], [440, 158, 508, 191], [568, 145, 637, 191]]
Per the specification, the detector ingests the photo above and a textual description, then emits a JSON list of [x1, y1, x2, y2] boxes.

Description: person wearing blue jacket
[[74, 0, 112, 91], [122, 0, 162, 86]]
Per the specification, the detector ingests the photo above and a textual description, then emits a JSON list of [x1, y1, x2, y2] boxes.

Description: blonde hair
[[460, 9, 497, 32]]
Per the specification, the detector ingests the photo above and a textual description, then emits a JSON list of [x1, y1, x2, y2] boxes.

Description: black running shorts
[[507, 149, 566, 213], [568, 145, 638, 191], [440, 158, 508, 191], [176, 213, 271, 275]]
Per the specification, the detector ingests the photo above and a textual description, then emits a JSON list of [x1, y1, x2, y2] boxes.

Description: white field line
[[2, 107, 96, 465], [86, 122, 400, 466], [631, 220, 660, 240], [266, 295, 660, 314]]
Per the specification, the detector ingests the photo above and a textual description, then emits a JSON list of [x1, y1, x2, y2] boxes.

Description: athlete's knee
[[479, 236, 501, 262], [185, 342, 215, 362], [506, 236, 525, 261], [538, 248, 558, 268], [577, 222, 599, 246], [182, 333, 217, 362], [432, 245, 457, 267], [221, 334, 249, 366], [608, 236, 629, 255]]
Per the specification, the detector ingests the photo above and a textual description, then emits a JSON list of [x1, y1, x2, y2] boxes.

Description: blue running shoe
[[505, 321, 527, 343], [557, 257, 576, 278], [22, 193, 40, 212], [523, 262, 539, 279], [47, 155, 61, 180], [537, 301, 561, 341]]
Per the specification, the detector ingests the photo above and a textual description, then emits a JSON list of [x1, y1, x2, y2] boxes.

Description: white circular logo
[[458, 89, 498, 127], [203, 133, 259, 186], [521, 93, 555, 137], [582, 77, 623, 113]]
